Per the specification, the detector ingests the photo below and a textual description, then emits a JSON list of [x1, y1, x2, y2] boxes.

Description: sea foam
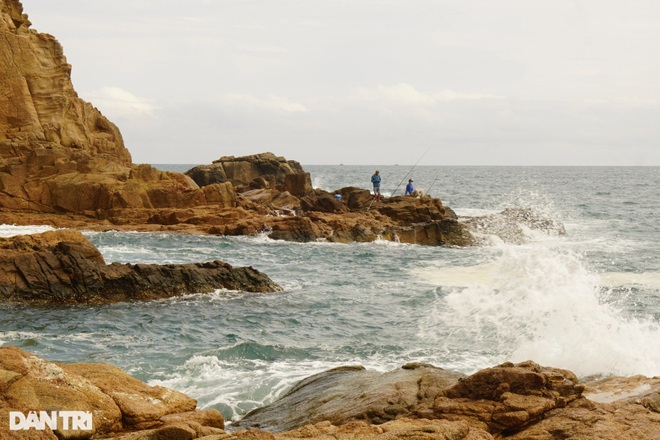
[[415, 241, 660, 378]]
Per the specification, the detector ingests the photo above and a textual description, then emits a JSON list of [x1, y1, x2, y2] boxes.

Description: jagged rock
[[0, 0, 236, 218], [0, 229, 281, 304], [299, 189, 347, 213], [0, 346, 225, 440], [431, 361, 585, 433], [235, 364, 466, 432], [235, 361, 660, 439], [0, 0, 130, 165], [186, 153, 313, 196], [236, 419, 494, 440]]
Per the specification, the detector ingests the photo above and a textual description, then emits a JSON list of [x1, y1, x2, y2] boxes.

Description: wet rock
[[235, 364, 465, 432], [0, 229, 281, 304]]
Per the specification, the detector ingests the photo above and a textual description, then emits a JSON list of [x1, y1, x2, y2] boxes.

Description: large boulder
[[0, 346, 225, 439], [0, 229, 281, 304], [186, 152, 313, 196], [236, 364, 465, 432]]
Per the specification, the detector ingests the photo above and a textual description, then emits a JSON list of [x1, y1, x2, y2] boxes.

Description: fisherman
[[371, 170, 382, 202], [405, 179, 414, 195]]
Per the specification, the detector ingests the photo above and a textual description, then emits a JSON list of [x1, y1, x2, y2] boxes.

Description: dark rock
[[0, 229, 281, 304]]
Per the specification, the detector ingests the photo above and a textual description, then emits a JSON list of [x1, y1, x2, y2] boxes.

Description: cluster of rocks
[[1, 348, 658, 439]]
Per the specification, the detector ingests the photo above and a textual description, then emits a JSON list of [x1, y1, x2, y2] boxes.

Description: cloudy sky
[[26, 0, 660, 165]]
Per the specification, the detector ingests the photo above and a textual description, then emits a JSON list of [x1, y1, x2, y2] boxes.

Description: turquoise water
[[1, 166, 659, 422]]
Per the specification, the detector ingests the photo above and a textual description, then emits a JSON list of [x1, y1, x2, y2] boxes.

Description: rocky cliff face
[[0, 0, 236, 217], [0, 0, 130, 164]]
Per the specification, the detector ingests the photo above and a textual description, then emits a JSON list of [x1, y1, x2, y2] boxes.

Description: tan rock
[[0, 346, 122, 438]]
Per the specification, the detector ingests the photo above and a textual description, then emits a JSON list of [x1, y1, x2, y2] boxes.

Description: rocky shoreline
[[1, 347, 658, 439], [1, 1, 658, 439]]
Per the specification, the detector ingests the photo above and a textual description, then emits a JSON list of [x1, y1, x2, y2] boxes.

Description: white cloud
[[436, 90, 504, 102], [351, 83, 435, 105], [216, 94, 308, 113], [351, 83, 503, 106], [83, 87, 157, 118]]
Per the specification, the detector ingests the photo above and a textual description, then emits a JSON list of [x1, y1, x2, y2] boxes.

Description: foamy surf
[[0, 224, 55, 237], [415, 243, 660, 378]]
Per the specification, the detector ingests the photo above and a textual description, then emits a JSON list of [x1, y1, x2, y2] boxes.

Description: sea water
[[1, 166, 658, 422]]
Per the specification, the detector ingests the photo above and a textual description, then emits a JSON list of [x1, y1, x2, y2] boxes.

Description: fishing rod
[[390, 148, 430, 197], [426, 175, 439, 197]]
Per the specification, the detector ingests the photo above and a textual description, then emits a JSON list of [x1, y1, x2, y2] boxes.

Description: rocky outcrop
[[186, 153, 313, 196], [0, 0, 130, 165], [0, 229, 281, 304], [0, 346, 226, 439], [234, 361, 660, 440], [236, 364, 466, 432], [2, 348, 658, 440], [0, 0, 236, 219], [0, 0, 475, 248]]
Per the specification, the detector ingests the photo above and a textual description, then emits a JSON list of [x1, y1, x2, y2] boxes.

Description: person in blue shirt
[[371, 170, 382, 202], [405, 179, 414, 196]]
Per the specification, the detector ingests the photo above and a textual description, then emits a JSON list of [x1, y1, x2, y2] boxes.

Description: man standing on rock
[[371, 170, 382, 202]]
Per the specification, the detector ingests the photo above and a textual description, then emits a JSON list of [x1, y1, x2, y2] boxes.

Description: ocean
[[1, 165, 659, 423]]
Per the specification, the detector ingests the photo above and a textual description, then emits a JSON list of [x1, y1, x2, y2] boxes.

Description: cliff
[[0, 0, 235, 219]]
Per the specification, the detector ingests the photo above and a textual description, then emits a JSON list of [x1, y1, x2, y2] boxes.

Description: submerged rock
[[0, 229, 281, 304]]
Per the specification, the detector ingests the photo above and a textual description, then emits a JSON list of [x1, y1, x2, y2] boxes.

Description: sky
[[25, 0, 660, 165]]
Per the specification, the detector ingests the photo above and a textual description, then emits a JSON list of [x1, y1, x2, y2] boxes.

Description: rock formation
[[0, 346, 226, 439], [235, 364, 466, 432], [186, 153, 313, 196], [235, 361, 660, 440], [0, 0, 478, 247], [2, 347, 658, 439], [0, 229, 281, 304], [0, 0, 235, 220]]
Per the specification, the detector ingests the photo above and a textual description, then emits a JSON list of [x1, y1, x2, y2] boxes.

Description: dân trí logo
[[9, 411, 93, 431]]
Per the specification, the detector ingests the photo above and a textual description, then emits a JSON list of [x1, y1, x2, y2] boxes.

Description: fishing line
[[390, 148, 430, 197]]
